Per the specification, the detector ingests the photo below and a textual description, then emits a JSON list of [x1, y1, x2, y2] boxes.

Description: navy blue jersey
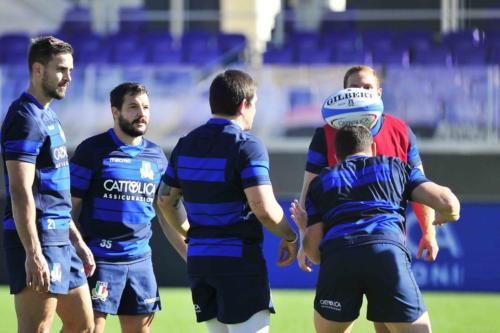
[[306, 115, 422, 174], [1, 92, 71, 248], [162, 118, 271, 276], [70, 129, 167, 263], [306, 155, 428, 250]]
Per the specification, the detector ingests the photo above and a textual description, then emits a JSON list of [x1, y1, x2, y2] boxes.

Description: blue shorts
[[5, 244, 87, 295], [315, 242, 426, 323], [88, 257, 160, 315], [190, 274, 275, 324]]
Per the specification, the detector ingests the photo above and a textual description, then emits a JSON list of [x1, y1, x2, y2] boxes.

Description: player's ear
[[111, 106, 120, 119], [377, 87, 383, 97], [32, 62, 42, 78], [236, 99, 246, 115]]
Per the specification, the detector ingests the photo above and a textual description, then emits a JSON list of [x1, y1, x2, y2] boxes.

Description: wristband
[[286, 233, 298, 244]]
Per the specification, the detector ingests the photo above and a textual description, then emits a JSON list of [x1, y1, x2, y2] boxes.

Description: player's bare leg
[[15, 287, 57, 333], [93, 311, 108, 333], [314, 310, 355, 333], [119, 314, 154, 333], [384, 312, 432, 333], [56, 284, 93, 333], [374, 322, 391, 333], [206, 318, 230, 333]]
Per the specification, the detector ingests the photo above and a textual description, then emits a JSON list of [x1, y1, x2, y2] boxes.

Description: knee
[[60, 320, 94, 333]]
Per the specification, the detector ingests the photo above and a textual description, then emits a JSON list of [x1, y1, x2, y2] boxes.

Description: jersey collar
[[107, 128, 144, 157], [207, 118, 242, 129], [22, 92, 45, 110]]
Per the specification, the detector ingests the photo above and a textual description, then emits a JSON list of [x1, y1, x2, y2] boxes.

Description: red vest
[[323, 114, 409, 166]]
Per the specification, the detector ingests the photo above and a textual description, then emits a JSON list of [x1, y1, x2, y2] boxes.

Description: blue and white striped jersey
[[70, 129, 167, 263], [1, 92, 72, 248], [162, 118, 272, 276]]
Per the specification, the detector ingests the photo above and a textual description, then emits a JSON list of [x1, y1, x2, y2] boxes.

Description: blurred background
[[0, 0, 499, 294]]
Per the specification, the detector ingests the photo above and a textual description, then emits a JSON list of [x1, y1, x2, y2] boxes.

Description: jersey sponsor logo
[[103, 180, 156, 196], [50, 263, 62, 283], [109, 157, 132, 164], [319, 299, 342, 311], [52, 145, 69, 168], [140, 161, 154, 180], [194, 304, 201, 313], [92, 281, 109, 301]]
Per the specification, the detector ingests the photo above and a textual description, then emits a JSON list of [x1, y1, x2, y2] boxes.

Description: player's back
[[165, 118, 271, 275], [308, 155, 427, 249]]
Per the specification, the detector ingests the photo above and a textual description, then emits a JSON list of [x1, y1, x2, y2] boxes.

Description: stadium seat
[[119, 7, 147, 34], [263, 45, 295, 64], [453, 46, 487, 65], [217, 33, 247, 64], [70, 34, 109, 65], [296, 47, 332, 64], [397, 29, 435, 50], [361, 30, 396, 50], [371, 47, 410, 66], [412, 47, 453, 66], [181, 31, 221, 65], [332, 48, 371, 64], [0, 33, 30, 64], [58, 5, 92, 35]]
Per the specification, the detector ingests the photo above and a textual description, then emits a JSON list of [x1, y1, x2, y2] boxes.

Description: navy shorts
[[190, 274, 275, 324], [88, 257, 160, 315], [5, 244, 87, 295], [315, 242, 426, 323]]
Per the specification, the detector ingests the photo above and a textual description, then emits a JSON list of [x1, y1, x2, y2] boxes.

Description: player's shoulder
[[79, 131, 111, 147], [142, 138, 167, 158], [383, 113, 409, 127]]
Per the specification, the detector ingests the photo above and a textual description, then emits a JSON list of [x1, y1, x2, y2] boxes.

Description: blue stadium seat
[[412, 47, 453, 66], [332, 48, 371, 64], [453, 46, 487, 65], [361, 30, 396, 50], [70, 34, 109, 65], [372, 47, 410, 66], [0, 33, 30, 64], [217, 33, 246, 63], [109, 37, 146, 65], [143, 33, 182, 64], [441, 29, 486, 49], [296, 47, 332, 64], [58, 6, 92, 35], [262, 46, 294, 64], [119, 7, 147, 33], [397, 30, 435, 50], [182, 31, 220, 65]]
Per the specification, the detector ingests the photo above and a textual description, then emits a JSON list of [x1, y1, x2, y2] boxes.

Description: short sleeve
[[238, 136, 271, 189], [406, 126, 422, 168], [2, 109, 44, 163], [305, 127, 328, 174], [161, 140, 181, 188], [70, 141, 96, 197], [305, 177, 323, 226], [401, 162, 429, 199]]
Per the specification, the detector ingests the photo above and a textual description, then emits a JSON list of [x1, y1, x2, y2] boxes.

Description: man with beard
[[1, 36, 94, 332], [69, 82, 186, 333]]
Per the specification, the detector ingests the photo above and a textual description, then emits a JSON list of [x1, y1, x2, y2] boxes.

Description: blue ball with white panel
[[321, 87, 384, 129]]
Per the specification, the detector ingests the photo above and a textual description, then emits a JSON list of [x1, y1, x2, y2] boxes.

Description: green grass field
[[0, 287, 498, 332]]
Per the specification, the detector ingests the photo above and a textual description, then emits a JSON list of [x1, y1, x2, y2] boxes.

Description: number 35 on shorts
[[99, 239, 112, 249]]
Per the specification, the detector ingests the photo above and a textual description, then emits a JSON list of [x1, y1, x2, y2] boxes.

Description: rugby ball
[[321, 88, 384, 129]]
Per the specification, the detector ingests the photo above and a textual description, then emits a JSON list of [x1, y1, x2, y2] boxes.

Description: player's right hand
[[25, 251, 50, 293], [297, 245, 313, 273], [277, 238, 298, 267]]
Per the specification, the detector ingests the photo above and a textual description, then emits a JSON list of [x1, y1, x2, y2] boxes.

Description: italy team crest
[[92, 281, 109, 301], [50, 263, 62, 283], [140, 161, 154, 180]]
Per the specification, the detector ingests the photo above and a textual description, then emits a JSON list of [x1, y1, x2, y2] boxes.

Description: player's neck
[[27, 84, 52, 109], [113, 126, 142, 146], [212, 114, 246, 130]]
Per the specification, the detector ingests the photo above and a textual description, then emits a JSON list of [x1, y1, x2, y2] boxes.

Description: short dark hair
[[28, 36, 73, 73], [209, 69, 256, 116], [334, 125, 373, 161], [110, 82, 148, 110], [343, 65, 380, 88]]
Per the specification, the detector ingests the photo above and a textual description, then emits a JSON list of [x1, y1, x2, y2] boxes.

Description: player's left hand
[[289, 199, 307, 232], [74, 240, 96, 277], [277, 238, 298, 267], [416, 232, 439, 261]]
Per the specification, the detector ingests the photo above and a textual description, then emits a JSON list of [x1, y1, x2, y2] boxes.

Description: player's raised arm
[[411, 182, 460, 225]]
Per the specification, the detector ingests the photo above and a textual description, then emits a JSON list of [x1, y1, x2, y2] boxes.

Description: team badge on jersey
[[50, 263, 62, 283], [92, 281, 109, 301], [140, 161, 154, 180]]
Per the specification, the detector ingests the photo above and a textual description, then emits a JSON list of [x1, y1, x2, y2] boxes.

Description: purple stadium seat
[[441, 29, 486, 49], [371, 47, 410, 66], [217, 33, 246, 63], [412, 47, 453, 66], [119, 7, 147, 33], [0, 33, 30, 64], [488, 46, 500, 64], [70, 33, 109, 64], [332, 48, 371, 64], [109, 38, 146, 65], [58, 6, 92, 35], [397, 30, 435, 50], [453, 46, 487, 65], [320, 32, 359, 51], [361, 30, 396, 50], [263, 46, 294, 64], [181, 31, 220, 64], [296, 47, 332, 64]]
